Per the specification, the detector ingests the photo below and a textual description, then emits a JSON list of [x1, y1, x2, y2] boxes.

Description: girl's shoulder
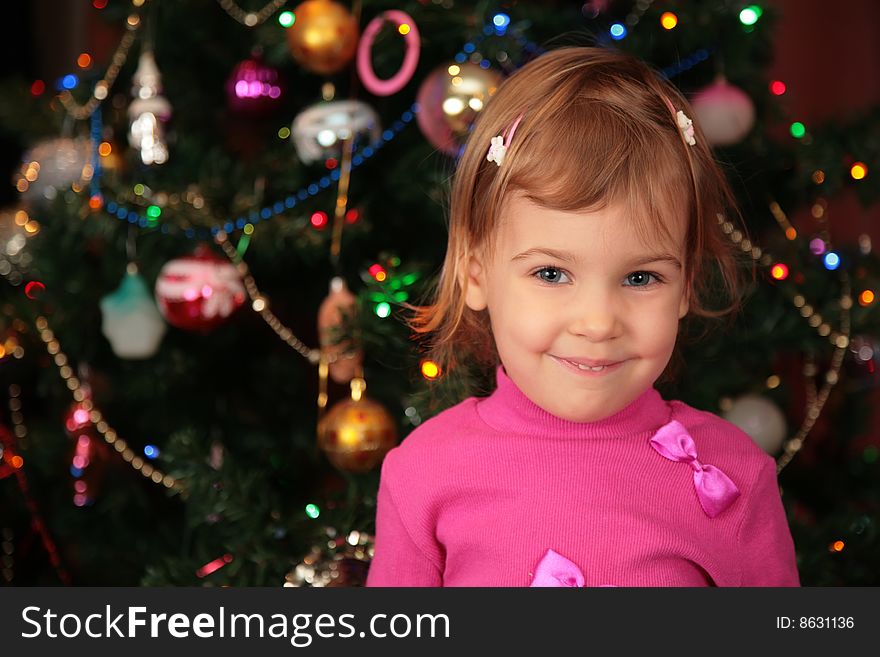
[[382, 395, 484, 470], [665, 397, 777, 479]]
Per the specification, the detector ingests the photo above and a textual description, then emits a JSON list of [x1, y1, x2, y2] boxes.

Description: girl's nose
[[568, 289, 620, 342]]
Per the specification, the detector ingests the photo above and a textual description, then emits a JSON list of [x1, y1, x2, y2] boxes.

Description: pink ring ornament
[[356, 10, 420, 97]]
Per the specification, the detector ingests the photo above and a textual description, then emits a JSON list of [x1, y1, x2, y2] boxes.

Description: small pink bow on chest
[[529, 549, 616, 587], [649, 419, 740, 518]]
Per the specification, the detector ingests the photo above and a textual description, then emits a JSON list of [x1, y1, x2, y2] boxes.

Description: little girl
[[366, 47, 799, 586]]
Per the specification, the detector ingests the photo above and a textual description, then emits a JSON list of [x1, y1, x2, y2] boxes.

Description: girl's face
[[463, 192, 689, 423]]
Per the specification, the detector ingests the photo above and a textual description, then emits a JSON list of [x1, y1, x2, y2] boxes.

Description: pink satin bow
[[529, 549, 617, 587], [649, 420, 740, 518], [530, 548, 584, 587]]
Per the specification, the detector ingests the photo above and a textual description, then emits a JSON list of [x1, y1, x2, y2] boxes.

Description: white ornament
[[129, 51, 171, 165], [100, 270, 167, 359], [291, 100, 380, 164], [722, 394, 787, 455], [16, 137, 92, 205]]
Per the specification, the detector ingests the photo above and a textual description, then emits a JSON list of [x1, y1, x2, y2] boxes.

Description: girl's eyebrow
[[629, 254, 682, 269], [510, 247, 577, 263], [510, 247, 682, 269]]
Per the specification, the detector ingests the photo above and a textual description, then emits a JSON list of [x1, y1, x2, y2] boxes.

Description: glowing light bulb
[[823, 252, 840, 270], [770, 264, 789, 280], [493, 13, 510, 29], [421, 360, 441, 380], [278, 11, 295, 27], [660, 12, 678, 30], [610, 23, 627, 40], [739, 5, 763, 26], [769, 80, 786, 95], [790, 122, 806, 139], [850, 162, 867, 180]]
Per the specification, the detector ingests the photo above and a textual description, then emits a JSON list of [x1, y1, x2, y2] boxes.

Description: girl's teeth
[[570, 361, 605, 372]]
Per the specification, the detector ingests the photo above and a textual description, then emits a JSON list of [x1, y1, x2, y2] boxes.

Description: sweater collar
[[476, 364, 671, 439]]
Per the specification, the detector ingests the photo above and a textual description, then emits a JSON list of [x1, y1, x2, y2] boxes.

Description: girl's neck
[[475, 364, 671, 439]]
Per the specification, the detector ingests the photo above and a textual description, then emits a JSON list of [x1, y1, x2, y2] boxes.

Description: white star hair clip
[[486, 112, 524, 167]]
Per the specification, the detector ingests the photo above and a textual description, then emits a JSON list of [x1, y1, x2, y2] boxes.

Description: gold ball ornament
[[285, 0, 359, 75], [317, 395, 397, 473], [416, 62, 502, 155]]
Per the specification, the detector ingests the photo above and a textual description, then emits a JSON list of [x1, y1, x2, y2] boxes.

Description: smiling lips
[[552, 355, 626, 373]]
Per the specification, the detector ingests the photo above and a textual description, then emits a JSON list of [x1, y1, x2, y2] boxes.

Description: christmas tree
[[0, 0, 877, 586]]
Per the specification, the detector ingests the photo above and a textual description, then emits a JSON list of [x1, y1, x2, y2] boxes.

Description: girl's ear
[[678, 285, 690, 319], [461, 250, 489, 312]]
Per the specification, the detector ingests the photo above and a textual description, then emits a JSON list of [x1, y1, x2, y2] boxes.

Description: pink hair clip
[[486, 112, 524, 166]]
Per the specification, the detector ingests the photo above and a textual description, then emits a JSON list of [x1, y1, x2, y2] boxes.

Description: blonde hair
[[402, 47, 752, 392]]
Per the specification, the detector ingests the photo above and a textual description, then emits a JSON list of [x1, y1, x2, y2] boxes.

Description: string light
[[809, 238, 826, 255], [216, 0, 288, 27], [4, 387, 71, 584], [812, 170, 825, 184], [609, 23, 627, 40], [60, 74, 79, 90], [420, 360, 441, 380], [660, 12, 678, 30], [92, 36, 709, 242], [398, 23, 411, 35], [790, 122, 806, 139], [769, 80, 786, 95], [196, 553, 233, 578], [59, 16, 140, 120], [493, 13, 510, 30], [214, 231, 347, 368], [305, 503, 320, 519], [850, 162, 867, 180], [770, 264, 789, 280], [24, 281, 46, 300], [278, 10, 295, 27], [859, 290, 875, 306], [823, 252, 840, 270], [739, 5, 763, 26], [310, 211, 328, 229], [32, 316, 178, 490], [375, 302, 391, 318], [718, 208, 852, 473]]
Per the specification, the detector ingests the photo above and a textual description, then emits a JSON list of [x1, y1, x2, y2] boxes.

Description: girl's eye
[[624, 271, 662, 288], [532, 266, 571, 285]]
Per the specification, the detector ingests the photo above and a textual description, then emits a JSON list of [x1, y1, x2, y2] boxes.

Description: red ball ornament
[[155, 244, 246, 332], [226, 52, 284, 117]]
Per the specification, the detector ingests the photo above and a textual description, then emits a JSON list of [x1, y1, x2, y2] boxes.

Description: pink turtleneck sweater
[[366, 364, 800, 587]]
